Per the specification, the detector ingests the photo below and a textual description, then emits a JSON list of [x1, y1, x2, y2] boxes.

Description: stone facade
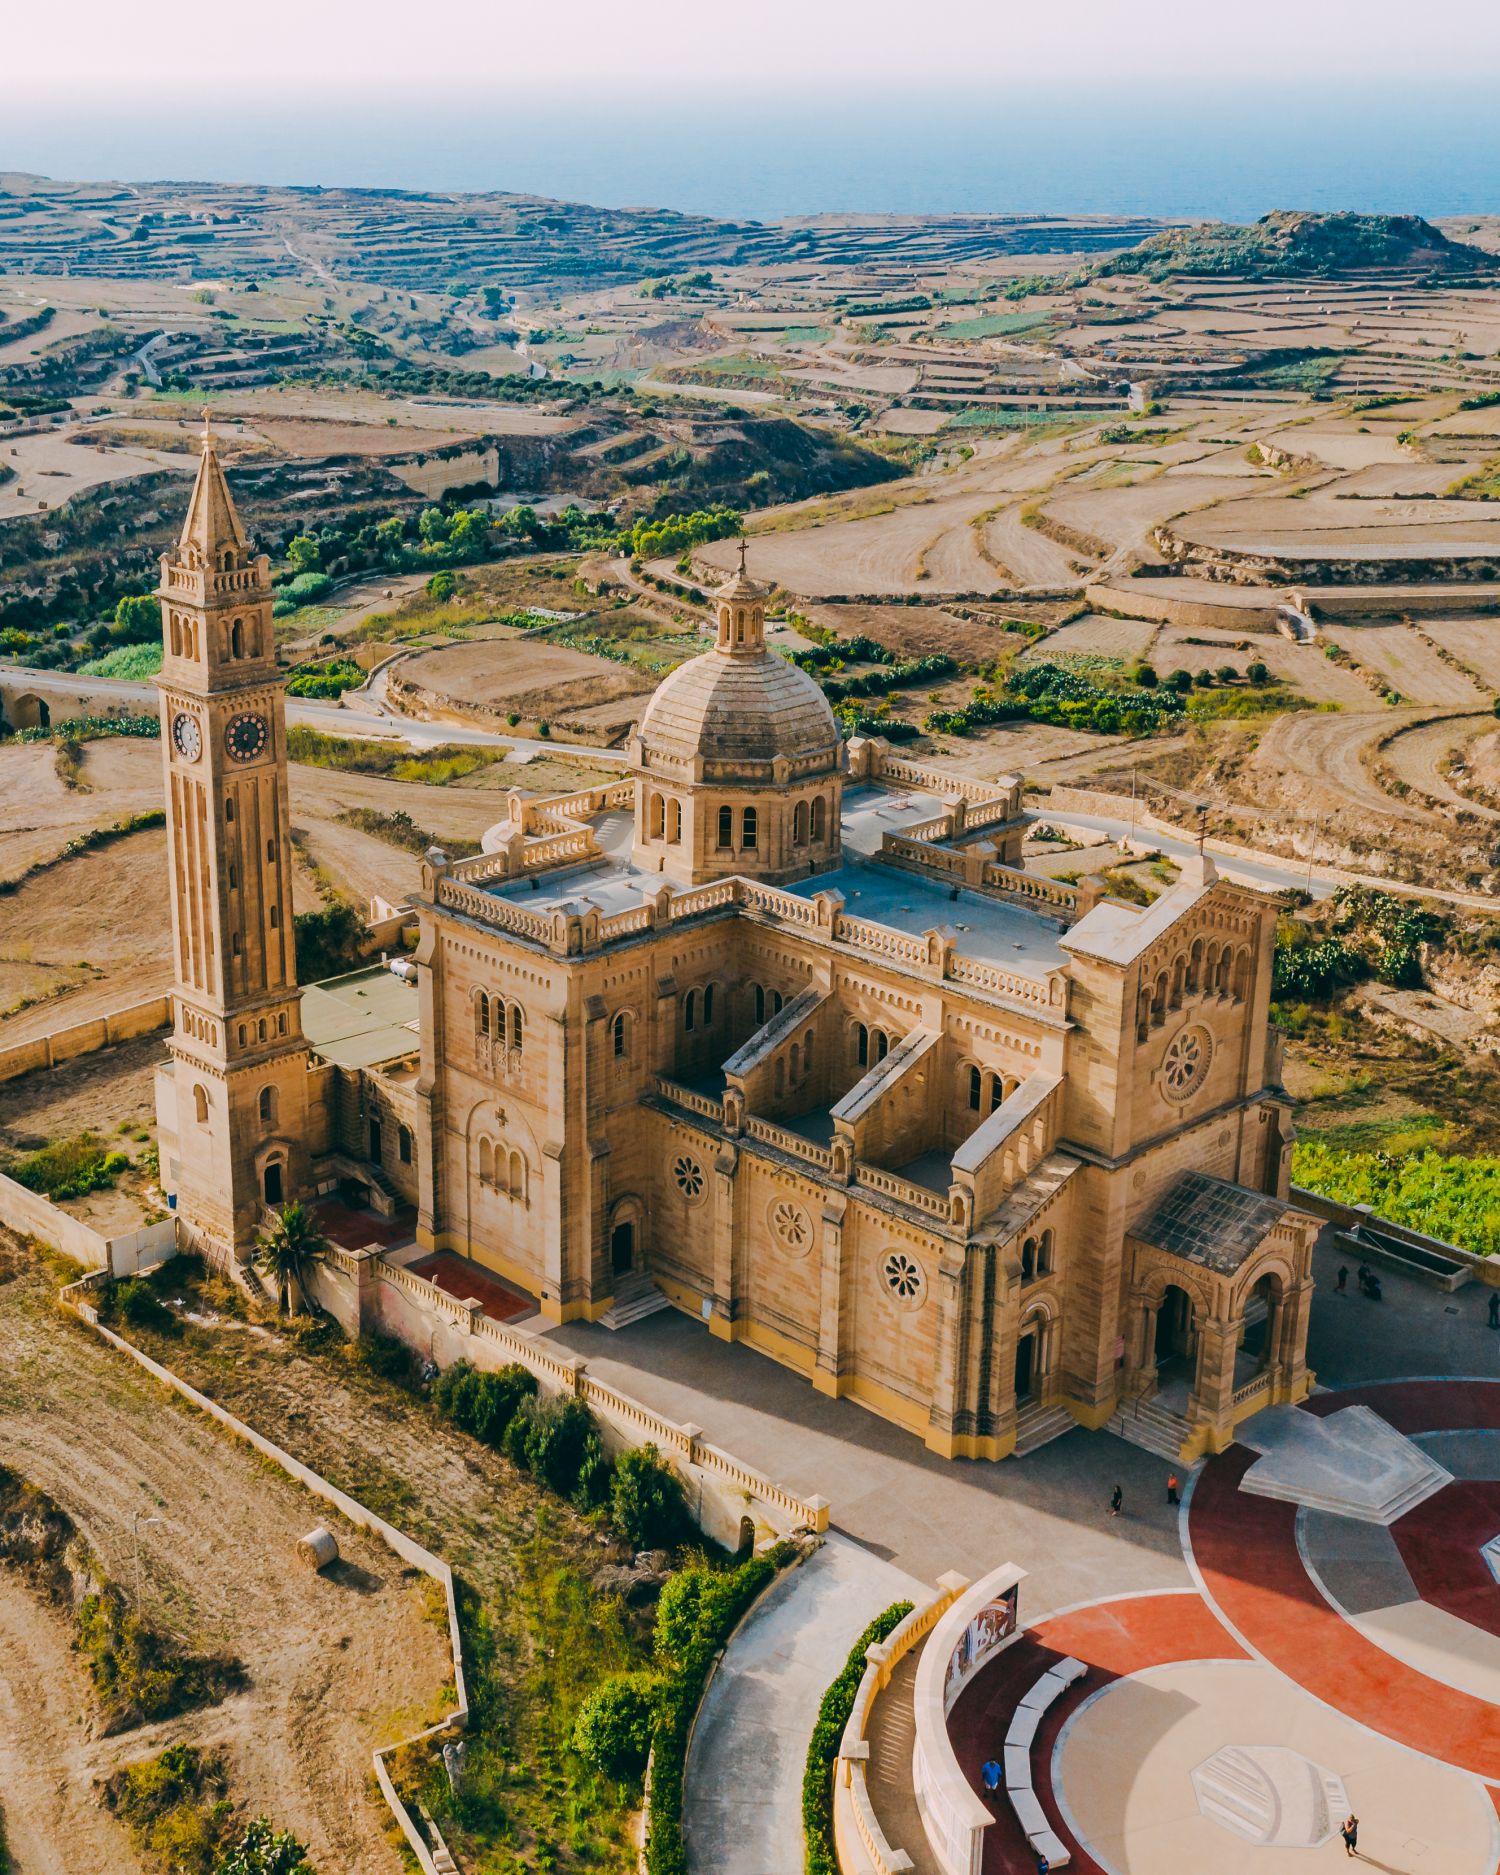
[[157, 452, 1317, 1462]]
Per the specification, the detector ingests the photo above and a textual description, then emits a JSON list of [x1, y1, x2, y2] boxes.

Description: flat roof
[[302, 966, 421, 1069], [480, 785, 1064, 977]]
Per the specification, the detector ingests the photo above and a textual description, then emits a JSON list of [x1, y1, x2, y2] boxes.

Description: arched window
[[857, 1023, 870, 1067], [668, 798, 681, 843], [398, 1125, 413, 1164], [476, 991, 490, 1037], [193, 1084, 209, 1125], [258, 1085, 277, 1126], [1215, 949, 1231, 996], [613, 1011, 628, 1058], [249, 618, 263, 658], [1170, 954, 1186, 1008], [793, 801, 808, 845], [988, 1073, 1003, 1115], [170, 613, 182, 657], [735, 608, 745, 643], [771, 990, 783, 1016], [511, 1005, 524, 1052], [1151, 973, 1167, 1026], [230, 617, 244, 658], [508, 1150, 525, 1199], [810, 795, 826, 841], [1188, 939, 1204, 994], [684, 989, 697, 1032], [238, 1024, 247, 1047], [703, 983, 715, 1024], [1039, 1228, 1054, 1276], [269, 905, 279, 929], [717, 805, 733, 850], [1021, 1236, 1037, 1282], [650, 793, 665, 839], [753, 983, 766, 1025], [874, 1030, 890, 1063], [479, 1137, 494, 1182], [969, 1064, 982, 1111], [742, 806, 758, 850], [225, 798, 235, 823], [1232, 947, 1251, 1000], [277, 1013, 286, 1035]]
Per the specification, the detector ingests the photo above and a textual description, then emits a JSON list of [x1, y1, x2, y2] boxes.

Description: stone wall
[[0, 994, 171, 1084]]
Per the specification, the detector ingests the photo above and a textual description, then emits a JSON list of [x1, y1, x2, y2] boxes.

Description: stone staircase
[[599, 1271, 672, 1331], [1107, 1393, 1190, 1461], [1013, 1399, 1075, 1456]]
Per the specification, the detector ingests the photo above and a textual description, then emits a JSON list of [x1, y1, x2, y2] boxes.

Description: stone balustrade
[[854, 1162, 955, 1221], [745, 1114, 838, 1171], [652, 1075, 727, 1124]]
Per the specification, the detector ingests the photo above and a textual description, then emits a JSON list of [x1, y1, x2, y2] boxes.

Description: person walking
[[1488, 1291, 1499, 1330], [1110, 1483, 1124, 1517], [1335, 1264, 1349, 1295], [981, 1757, 1002, 1795], [1167, 1472, 1180, 1506], [1340, 1815, 1359, 1857]]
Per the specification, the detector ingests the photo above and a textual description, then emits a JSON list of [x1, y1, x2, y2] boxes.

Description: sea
[[5, 84, 1500, 223]]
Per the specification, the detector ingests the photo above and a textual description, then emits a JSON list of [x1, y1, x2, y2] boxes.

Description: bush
[[431, 1360, 537, 1446], [2, 1132, 129, 1201], [292, 902, 365, 981], [572, 1671, 661, 1782], [610, 1444, 688, 1551], [645, 1554, 784, 1875], [77, 1583, 247, 1734], [214, 1816, 316, 1874], [348, 1333, 418, 1386], [1292, 1144, 1500, 1257], [283, 571, 334, 607], [97, 1277, 180, 1338], [105, 1742, 234, 1875], [521, 1396, 602, 1498], [803, 1601, 914, 1875], [1247, 660, 1270, 684], [1166, 667, 1194, 692]]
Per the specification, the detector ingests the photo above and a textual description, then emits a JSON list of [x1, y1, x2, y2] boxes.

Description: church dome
[[637, 644, 841, 776]]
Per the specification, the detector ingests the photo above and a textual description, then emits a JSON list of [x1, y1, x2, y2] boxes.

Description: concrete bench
[[1002, 1657, 1086, 1869]]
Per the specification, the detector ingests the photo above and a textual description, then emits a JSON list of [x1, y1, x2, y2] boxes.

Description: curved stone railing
[[835, 1573, 970, 1875]]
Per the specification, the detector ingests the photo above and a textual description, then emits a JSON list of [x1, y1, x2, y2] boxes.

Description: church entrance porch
[[1119, 1171, 1320, 1460]]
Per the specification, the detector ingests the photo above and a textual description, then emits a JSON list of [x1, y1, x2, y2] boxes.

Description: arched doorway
[[1238, 1272, 1283, 1382], [611, 1217, 635, 1276], [263, 1158, 284, 1206], [1014, 1306, 1052, 1407], [1153, 1283, 1197, 1410]]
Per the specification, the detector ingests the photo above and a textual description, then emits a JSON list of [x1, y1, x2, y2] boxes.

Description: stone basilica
[[155, 433, 1317, 1463]]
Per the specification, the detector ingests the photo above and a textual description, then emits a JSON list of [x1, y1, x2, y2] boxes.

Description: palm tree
[[254, 1201, 332, 1317]]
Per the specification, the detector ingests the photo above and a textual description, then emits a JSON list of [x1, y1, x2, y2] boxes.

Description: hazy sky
[[6, 0, 1499, 90]]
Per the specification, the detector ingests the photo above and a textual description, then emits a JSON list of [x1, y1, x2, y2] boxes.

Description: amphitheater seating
[[1000, 1655, 1087, 1868]]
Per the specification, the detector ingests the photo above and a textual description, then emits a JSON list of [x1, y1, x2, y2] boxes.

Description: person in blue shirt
[[981, 1758, 1002, 1795]]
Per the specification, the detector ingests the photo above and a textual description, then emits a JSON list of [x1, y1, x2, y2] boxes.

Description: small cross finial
[[201, 406, 214, 448], [738, 536, 748, 575], [1196, 802, 1208, 854]]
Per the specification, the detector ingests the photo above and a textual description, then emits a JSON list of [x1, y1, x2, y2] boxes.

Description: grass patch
[[334, 807, 481, 858], [287, 725, 511, 786], [78, 641, 164, 680], [1, 1131, 130, 1200], [803, 1601, 913, 1875], [937, 310, 1052, 339], [285, 657, 365, 698], [1291, 1142, 1500, 1256]]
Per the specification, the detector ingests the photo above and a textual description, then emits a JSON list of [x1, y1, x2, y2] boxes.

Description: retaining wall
[[0, 1169, 177, 1274], [0, 993, 171, 1084]]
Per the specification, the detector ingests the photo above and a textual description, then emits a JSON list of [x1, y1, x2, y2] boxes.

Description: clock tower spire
[[157, 416, 309, 1265]]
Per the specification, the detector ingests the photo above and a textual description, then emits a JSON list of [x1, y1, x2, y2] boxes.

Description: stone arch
[[612, 1008, 631, 1059], [667, 797, 682, 843], [810, 794, 826, 842], [258, 1084, 277, 1126], [650, 792, 665, 840], [192, 1083, 210, 1125], [793, 799, 808, 845], [1232, 945, 1252, 1001], [609, 1193, 644, 1277]]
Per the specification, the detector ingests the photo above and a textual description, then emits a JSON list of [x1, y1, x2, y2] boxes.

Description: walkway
[[683, 1533, 925, 1875]]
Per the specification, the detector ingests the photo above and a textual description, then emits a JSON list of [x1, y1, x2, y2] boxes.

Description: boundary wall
[[59, 1269, 468, 1875], [0, 1171, 177, 1274], [0, 993, 171, 1084]]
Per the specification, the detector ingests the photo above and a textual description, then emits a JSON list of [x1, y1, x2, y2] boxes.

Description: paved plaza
[[547, 1235, 1500, 1874]]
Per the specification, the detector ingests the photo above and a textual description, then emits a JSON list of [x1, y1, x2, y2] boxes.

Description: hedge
[[802, 1601, 914, 1875], [644, 1550, 794, 1875]]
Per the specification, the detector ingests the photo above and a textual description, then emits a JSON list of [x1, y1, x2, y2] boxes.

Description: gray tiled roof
[[1135, 1170, 1288, 1274]]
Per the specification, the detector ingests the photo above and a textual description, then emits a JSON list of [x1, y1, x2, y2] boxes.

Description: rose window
[[673, 1154, 705, 1200], [769, 1199, 813, 1255], [882, 1250, 926, 1304], [1162, 1024, 1213, 1101]]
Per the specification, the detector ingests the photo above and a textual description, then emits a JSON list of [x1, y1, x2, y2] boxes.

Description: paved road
[[684, 1535, 925, 1875]]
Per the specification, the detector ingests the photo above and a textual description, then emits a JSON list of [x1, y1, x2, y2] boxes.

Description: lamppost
[[133, 1511, 163, 1612]]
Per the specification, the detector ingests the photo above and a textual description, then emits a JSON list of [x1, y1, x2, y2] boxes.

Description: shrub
[[283, 571, 334, 607], [522, 1396, 601, 1497], [432, 1360, 537, 1446], [77, 1583, 247, 1734], [105, 1742, 234, 1875], [2, 1132, 129, 1201], [572, 1670, 661, 1782], [292, 902, 365, 981], [215, 1816, 316, 1874], [610, 1444, 688, 1551], [803, 1601, 913, 1875], [348, 1333, 418, 1387], [97, 1277, 180, 1337], [1292, 1144, 1500, 1257], [1247, 660, 1270, 684], [1166, 667, 1194, 692]]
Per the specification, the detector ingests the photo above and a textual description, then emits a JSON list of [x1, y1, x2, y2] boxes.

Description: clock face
[[171, 712, 202, 762], [224, 712, 270, 763]]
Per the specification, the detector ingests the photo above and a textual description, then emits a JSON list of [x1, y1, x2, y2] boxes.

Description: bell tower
[[157, 418, 309, 1265]]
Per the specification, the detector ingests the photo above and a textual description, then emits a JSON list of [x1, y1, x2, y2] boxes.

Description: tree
[[572, 1672, 659, 1781], [113, 594, 159, 643], [215, 1817, 315, 1875], [285, 535, 322, 575], [1166, 668, 1194, 692], [610, 1443, 688, 1550], [1247, 660, 1271, 685], [1131, 661, 1158, 689], [254, 1202, 332, 1316]]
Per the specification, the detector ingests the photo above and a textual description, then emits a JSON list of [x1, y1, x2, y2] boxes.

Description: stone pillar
[[1188, 1317, 1239, 1451], [1120, 1291, 1156, 1400], [582, 996, 612, 1313], [708, 1143, 739, 1340], [1276, 1275, 1315, 1402], [813, 1193, 847, 1397], [925, 1248, 966, 1457], [990, 1273, 1021, 1457]]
